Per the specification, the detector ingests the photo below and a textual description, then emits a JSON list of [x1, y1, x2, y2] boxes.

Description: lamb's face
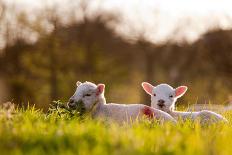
[[142, 82, 187, 112], [151, 84, 176, 112], [68, 81, 105, 112]]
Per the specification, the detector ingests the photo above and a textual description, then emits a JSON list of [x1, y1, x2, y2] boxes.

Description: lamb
[[141, 82, 228, 124], [67, 81, 176, 124]]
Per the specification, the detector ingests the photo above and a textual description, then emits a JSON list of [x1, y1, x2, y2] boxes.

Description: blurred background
[[0, 0, 231, 110]]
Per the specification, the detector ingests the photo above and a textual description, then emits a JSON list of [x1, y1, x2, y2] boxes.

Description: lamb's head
[[142, 82, 187, 112], [68, 81, 105, 112]]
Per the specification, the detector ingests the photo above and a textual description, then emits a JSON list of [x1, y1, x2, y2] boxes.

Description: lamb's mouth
[[157, 103, 165, 109], [69, 100, 86, 114]]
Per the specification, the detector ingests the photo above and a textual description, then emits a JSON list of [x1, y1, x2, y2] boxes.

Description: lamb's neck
[[98, 96, 106, 105], [91, 97, 106, 117]]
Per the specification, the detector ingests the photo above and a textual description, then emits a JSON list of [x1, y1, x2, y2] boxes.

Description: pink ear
[[141, 82, 154, 95], [175, 86, 188, 98], [96, 84, 105, 96]]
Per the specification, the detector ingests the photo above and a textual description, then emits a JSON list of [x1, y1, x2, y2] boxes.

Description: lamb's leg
[[196, 110, 228, 124], [140, 106, 177, 124]]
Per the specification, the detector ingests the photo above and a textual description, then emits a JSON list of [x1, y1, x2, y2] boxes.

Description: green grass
[[0, 105, 232, 155]]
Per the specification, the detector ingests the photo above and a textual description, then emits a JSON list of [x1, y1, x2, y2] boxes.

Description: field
[[0, 104, 232, 155]]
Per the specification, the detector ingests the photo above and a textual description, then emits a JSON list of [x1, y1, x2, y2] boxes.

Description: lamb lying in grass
[[67, 81, 176, 124], [141, 82, 228, 124]]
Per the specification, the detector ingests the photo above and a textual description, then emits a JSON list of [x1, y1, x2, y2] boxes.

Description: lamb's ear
[[96, 84, 105, 96], [141, 82, 154, 95], [175, 86, 188, 98], [76, 81, 82, 87]]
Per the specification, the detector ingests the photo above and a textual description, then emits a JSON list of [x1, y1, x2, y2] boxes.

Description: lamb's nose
[[157, 100, 165, 108], [158, 99, 165, 104]]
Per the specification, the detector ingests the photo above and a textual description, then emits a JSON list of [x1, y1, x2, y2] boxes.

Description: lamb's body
[[141, 82, 228, 124], [68, 81, 176, 124], [93, 102, 142, 122], [91, 102, 176, 124]]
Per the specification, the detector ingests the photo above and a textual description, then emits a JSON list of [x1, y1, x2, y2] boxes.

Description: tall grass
[[0, 105, 231, 155]]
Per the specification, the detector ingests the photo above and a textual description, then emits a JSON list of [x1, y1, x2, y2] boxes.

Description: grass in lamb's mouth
[[48, 100, 86, 119]]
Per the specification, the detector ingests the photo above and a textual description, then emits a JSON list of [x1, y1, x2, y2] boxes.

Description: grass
[[0, 103, 232, 155]]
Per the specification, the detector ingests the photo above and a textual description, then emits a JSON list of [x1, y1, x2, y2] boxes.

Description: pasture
[[0, 1, 231, 155], [0, 103, 231, 155]]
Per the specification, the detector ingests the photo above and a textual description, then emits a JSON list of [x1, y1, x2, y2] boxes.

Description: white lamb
[[67, 81, 176, 124], [141, 82, 228, 124]]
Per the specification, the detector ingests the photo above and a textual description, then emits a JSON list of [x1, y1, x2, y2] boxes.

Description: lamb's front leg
[[140, 106, 177, 124]]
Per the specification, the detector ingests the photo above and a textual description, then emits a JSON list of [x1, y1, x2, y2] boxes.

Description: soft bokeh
[[0, 0, 231, 109]]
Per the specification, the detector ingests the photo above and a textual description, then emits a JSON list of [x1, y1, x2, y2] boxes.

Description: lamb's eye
[[169, 95, 173, 98], [84, 94, 91, 97], [154, 94, 156, 96]]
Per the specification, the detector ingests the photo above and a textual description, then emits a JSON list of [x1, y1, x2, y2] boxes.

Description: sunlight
[[100, 0, 232, 43], [7, 0, 232, 43]]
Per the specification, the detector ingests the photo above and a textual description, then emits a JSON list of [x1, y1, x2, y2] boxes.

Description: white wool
[[68, 81, 176, 124], [143, 83, 228, 124]]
